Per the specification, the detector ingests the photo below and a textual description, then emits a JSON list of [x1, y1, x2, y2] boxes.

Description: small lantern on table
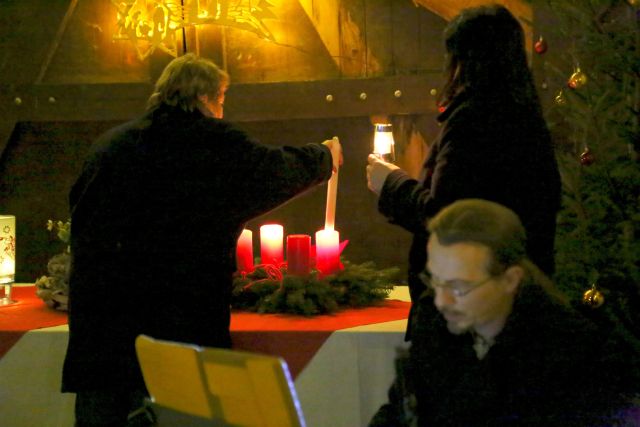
[[0, 215, 16, 306]]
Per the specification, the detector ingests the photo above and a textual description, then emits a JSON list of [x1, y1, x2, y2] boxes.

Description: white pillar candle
[[260, 224, 284, 265]]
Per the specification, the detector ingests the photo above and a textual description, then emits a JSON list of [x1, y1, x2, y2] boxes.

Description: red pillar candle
[[260, 224, 284, 265], [315, 229, 340, 276], [236, 229, 254, 273], [287, 234, 311, 276]]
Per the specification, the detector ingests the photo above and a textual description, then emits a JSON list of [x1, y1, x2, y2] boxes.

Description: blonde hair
[[146, 53, 229, 112]]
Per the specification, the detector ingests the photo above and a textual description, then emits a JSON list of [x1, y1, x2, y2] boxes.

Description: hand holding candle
[[366, 154, 400, 195], [322, 136, 343, 172]]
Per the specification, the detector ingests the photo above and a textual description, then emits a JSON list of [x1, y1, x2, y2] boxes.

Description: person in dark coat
[[61, 53, 342, 426], [366, 5, 561, 310], [369, 199, 640, 427]]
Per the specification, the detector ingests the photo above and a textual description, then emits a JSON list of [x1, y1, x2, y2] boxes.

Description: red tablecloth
[[0, 286, 68, 357], [0, 286, 411, 377]]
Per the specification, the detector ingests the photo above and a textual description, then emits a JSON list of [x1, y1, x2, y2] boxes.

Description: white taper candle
[[324, 137, 339, 230]]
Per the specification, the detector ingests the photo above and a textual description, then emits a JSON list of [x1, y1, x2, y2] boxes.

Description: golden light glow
[[111, 0, 277, 60]]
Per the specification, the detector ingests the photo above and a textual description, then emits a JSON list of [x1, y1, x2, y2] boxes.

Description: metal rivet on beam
[[48, 96, 57, 104], [359, 92, 367, 100], [325, 94, 333, 102], [394, 90, 402, 98], [14, 97, 22, 106]]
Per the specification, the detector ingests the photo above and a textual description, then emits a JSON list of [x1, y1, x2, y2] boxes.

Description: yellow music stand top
[[135, 334, 306, 427]]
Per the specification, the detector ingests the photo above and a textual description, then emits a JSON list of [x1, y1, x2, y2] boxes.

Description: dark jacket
[[62, 105, 332, 392], [378, 89, 561, 304], [370, 285, 640, 426]]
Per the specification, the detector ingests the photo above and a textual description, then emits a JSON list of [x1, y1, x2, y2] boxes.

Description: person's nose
[[433, 287, 456, 310]]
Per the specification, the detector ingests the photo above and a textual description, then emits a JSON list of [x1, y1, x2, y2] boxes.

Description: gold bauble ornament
[[627, 0, 639, 7], [583, 284, 605, 308], [568, 67, 588, 89]]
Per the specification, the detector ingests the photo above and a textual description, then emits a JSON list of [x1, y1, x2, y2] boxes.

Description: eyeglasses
[[418, 270, 496, 298]]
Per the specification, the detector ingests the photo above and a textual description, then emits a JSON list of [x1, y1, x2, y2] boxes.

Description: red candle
[[315, 229, 340, 276], [236, 229, 254, 273], [287, 234, 311, 276], [260, 224, 284, 265]]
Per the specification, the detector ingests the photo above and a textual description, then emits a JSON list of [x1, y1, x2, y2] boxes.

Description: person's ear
[[502, 265, 524, 294]]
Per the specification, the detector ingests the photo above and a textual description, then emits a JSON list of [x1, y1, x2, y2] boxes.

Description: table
[[0, 285, 411, 427]]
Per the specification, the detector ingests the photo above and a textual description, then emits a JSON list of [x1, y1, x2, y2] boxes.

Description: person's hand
[[322, 137, 343, 172], [367, 154, 400, 195]]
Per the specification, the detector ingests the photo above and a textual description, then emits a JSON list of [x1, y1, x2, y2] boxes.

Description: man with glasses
[[370, 199, 639, 426]]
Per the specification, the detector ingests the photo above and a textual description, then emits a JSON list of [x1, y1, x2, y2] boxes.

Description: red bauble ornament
[[534, 36, 548, 54], [580, 147, 595, 166]]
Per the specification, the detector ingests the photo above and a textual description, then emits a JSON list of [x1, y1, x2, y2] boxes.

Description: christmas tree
[[533, 0, 640, 335]]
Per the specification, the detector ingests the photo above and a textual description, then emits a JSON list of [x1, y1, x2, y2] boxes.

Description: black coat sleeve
[[225, 126, 333, 224], [377, 109, 484, 234]]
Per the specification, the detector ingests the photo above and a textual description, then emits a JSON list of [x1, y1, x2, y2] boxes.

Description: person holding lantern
[[61, 53, 342, 426], [366, 5, 561, 333]]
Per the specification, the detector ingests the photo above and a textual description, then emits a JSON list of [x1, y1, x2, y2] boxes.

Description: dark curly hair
[[147, 53, 229, 113], [438, 4, 541, 112]]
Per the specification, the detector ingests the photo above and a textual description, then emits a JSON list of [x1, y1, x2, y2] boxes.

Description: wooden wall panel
[[0, 121, 122, 282], [337, 0, 368, 76], [42, 0, 150, 84], [386, 1, 448, 74], [0, 0, 70, 84], [223, 0, 339, 83], [298, 0, 342, 64], [413, 0, 533, 55], [361, 0, 393, 76], [304, 0, 448, 78]]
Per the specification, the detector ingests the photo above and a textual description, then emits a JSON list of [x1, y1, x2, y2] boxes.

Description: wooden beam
[[225, 74, 443, 121], [0, 75, 443, 123]]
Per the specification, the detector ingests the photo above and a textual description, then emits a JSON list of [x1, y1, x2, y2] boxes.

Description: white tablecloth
[[0, 287, 410, 427]]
